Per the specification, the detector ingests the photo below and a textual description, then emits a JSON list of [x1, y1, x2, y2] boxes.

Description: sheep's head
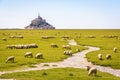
[[86, 66, 91, 71]]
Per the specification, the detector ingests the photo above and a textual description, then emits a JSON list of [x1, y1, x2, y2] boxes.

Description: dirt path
[[0, 39, 120, 78]]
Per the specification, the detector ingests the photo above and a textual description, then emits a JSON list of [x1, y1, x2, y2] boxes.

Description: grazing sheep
[[35, 53, 43, 59], [87, 35, 96, 38], [88, 67, 97, 76], [62, 45, 71, 49], [6, 44, 38, 49], [51, 43, 58, 48], [16, 35, 24, 38], [25, 52, 33, 58], [113, 47, 117, 53], [98, 54, 102, 60], [6, 45, 15, 49], [6, 56, 14, 63], [61, 35, 70, 39], [106, 54, 111, 60], [42, 36, 55, 39], [64, 50, 72, 56], [2, 38, 7, 41], [10, 36, 16, 38], [41, 36, 49, 39], [103, 35, 118, 38]]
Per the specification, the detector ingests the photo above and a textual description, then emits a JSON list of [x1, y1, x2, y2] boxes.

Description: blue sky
[[0, 0, 120, 29]]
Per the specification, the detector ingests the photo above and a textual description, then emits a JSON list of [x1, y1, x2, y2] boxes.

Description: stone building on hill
[[25, 15, 55, 29]]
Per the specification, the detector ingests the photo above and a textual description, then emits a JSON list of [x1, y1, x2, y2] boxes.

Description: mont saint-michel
[[25, 15, 55, 29]]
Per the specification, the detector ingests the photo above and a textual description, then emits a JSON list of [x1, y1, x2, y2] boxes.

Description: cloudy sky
[[0, 0, 120, 29]]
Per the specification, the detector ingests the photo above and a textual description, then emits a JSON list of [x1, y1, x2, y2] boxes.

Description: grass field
[[0, 29, 120, 79], [0, 68, 120, 80], [75, 29, 120, 69], [0, 29, 87, 71]]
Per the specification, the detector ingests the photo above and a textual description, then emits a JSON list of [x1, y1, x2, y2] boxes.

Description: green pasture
[[0, 29, 120, 79], [75, 29, 120, 69], [0, 29, 86, 71], [0, 68, 119, 80]]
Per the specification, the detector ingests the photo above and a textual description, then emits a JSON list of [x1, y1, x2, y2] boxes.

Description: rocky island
[[25, 15, 55, 29]]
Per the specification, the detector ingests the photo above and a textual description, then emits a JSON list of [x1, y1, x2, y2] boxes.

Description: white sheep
[[62, 45, 71, 49], [6, 56, 14, 63], [64, 50, 72, 56], [87, 66, 97, 76], [88, 67, 97, 76], [25, 52, 33, 58], [51, 43, 58, 48], [35, 53, 43, 59], [98, 54, 102, 60], [106, 54, 111, 60], [2, 38, 7, 41], [113, 47, 117, 53]]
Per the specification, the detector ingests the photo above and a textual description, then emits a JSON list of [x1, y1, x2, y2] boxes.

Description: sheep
[[6, 56, 14, 63], [98, 54, 102, 60], [6, 45, 15, 49], [113, 47, 117, 53], [2, 38, 7, 41], [103, 35, 118, 38], [41, 36, 49, 39], [25, 52, 33, 58], [51, 43, 58, 48], [41, 36, 55, 39], [64, 50, 72, 56], [6, 44, 38, 49], [10, 36, 16, 38], [87, 35, 96, 38], [62, 45, 71, 49], [61, 35, 70, 39], [88, 67, 97, 76], [68, 50, 72, 56], [28, 44, 38, 48], [35, 53, 43, 59], [106, 54, 111, 60], [16, 35, 24, 38]]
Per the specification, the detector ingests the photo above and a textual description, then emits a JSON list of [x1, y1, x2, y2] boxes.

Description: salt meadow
[[0, 29, 120, 80]]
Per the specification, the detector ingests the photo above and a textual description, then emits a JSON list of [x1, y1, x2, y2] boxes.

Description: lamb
[[25, 52, 33, 58], [98, 54, 102, 60], [35, 53, 43, 59], [86, 66, 97, 76], [106, 54, 111, 60], [6, 56, 14, 63], [113, 47, 117, 53]]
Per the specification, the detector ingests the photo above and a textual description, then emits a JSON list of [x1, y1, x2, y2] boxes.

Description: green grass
[[0, 29, 87, 71], [0, 29, 120, 79], [75, 29, 120, 69], [0, 68, 119, 80]]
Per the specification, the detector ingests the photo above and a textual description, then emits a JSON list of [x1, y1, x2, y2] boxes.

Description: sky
[[0, 0, 120, 29]]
